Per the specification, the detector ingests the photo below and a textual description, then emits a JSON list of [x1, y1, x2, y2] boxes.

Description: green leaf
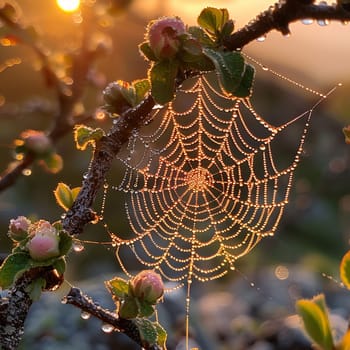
[[58, 231, 73, 256], [296, 295, 334, 350], [233, 63, 255, 97], [179, 38, 215, 71], [119, 297, 139, 319], [343, 126, 350, 145], [54, 182, 74, 211], [197, 7, 229, 35], [340, 250, 350, 288], [154, 322, 167, 348], [74, 125, 105, 151], [105, 277, 129, 299], [132, 79, 150, 106], [27, 277, 46, 301], [220, 19, 235, 39], [53, 257, 66, 275], [187, 26, 215, 47], [39, 153, 63, 174], [150, 60, 179, 105], [139, 42, 158, 61], [0, 253, 31, 289], [204, 49, 245, 94], [138, 300, 155, 317], [71, 187, 81, 201], [135, 318, 158, 346]]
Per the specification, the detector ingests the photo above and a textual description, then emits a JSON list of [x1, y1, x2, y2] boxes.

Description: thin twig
[[224, 0, 350, 50], [63, 287, 162, 350]]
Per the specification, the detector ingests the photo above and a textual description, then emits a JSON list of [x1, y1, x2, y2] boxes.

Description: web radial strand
[[110, 72, 311, 284]]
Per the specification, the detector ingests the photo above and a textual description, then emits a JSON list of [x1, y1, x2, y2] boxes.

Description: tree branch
[[0, 266, 63, 350], [63, 287, 162, 350], [62, 95, 155, 234], [0, 270, 36, 350], [224, 0, 350, 50]]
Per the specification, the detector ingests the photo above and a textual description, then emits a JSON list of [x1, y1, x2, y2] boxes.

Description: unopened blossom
[[8, 216, 31, 241], [27, 220, 60, 261], [131, 270, 164, 304], [147, 17, 186, 59], [21, 130, 52, 154]]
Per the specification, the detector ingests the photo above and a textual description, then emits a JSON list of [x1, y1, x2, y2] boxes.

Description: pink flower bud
[[27, 220, 60, 261], [147, 17, 186, 59], [21, 130, 52, 154], [8, 216, 31, 241], [131, 270, 164, 304]]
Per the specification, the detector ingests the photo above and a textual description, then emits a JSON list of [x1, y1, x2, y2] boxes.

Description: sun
[[56, 0, 80, 12]]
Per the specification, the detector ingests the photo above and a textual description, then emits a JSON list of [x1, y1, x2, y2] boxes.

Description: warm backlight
[[56, 0, 80, 12]]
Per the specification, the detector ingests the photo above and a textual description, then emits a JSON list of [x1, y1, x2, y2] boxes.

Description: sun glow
[[56, 0, 80, 12]]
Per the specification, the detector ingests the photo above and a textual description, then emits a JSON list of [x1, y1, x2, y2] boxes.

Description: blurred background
[[1, 0, 350, 349]]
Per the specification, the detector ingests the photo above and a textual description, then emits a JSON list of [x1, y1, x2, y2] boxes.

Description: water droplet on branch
[[81, 311, 91, 320], [73, 241, 85, 252], [101, 323, 114, 333], [301, 19, 313, 25], [256, 35, 266, 42], [317, 19, 329, 26]]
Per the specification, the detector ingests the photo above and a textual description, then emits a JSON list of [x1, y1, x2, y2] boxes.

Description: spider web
[[103, 71, 320, 288]]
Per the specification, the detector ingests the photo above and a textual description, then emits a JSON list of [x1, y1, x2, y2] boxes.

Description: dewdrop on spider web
[[101, 58, 339, 349]]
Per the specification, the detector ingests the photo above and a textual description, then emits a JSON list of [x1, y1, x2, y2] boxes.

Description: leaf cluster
[[105, 276, 166, 348], [54, 182, 81, 211], [139, 7, 255, 105], [102, 79, 150, 116], [296, 250, 350, 350], [0, 229, 71, 291]]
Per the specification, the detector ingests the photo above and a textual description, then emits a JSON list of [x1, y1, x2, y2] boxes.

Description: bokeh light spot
[[274, 265, 289, 280]]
